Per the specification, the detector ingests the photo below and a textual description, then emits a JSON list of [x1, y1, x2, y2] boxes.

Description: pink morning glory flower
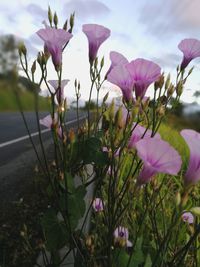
[[106, 51, 128, 77], [82, 24, 110, 64], [48, 79, 69, 104], [40, 114, 62, 137], [180, 129, 200, 187], [135, 138, 182, 185], [114, 226, 132, 247], [93, 198, 104, 212], [128, 123, 161, 148], [37, 28, 73, 68], [182, 211, 194, 224], [178, 38, 200, 70], [107, 64, 134, 102], [126, 58, 161, 99]]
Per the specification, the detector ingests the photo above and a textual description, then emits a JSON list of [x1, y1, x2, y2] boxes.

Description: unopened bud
[[175, 191, 181, 206], [68, 128, 75, 143], [18, 42, 27, 56], [53, 12, 58, 28], [176, 81, 183, 96], [48, 6, 53, 26], [74, 79, 77, 88], [167, 83, 175, 96], [31, 60, 36, 74], [115, 106, 123, 129], [156, 105, 165, 116], [69, 13, 75, 31], [100, 57, 104, 68], [155, 73, 164, 90], [190, 207, 200, 216], [78, 81, 80, 90], [94, 57, 98, 68], [108, 100, 115, 121], [103, 92, 109, 103], [37, 52, 42, 65], [165, 73, 170, 90], [63, 19, 68, 30], [188, 66, 194, 76]]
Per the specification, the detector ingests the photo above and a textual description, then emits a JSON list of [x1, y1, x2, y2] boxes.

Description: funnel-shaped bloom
[[178, 38, 200, 70], [40, 114, 62, 137], [106, 51, 128, 77], [135, 138, 182, 185], [92, 198, 104, 212], [37, 28, 73, 68], [182, 212, 194, 224], [48, 79, 69, 104], [82, 24, 110, 64], [107, 65, 134, 102], [126, 58, 161, 99], [180, 129, 200, 186], [128, 123, 161, 148], [114, 226, 132, 247]]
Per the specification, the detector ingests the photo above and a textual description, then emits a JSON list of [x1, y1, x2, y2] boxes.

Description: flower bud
[[18, 42, 27, 56], [165, 73, 170, 90], [37, 52, 42, 65], [167, 83, 175, 97], [175, 191, 181, 206], [190, 207, 200, 216], [115, 106, 123, 129], [156, 105, 165, 116], [155, 73, 164, 90], [69, 13, 75, 31], [53, 12, 58, 28], [188, 66, 194, 76], [48, 6, 53, 26], [31, 60, 36, 74], [103, 92, 109, 103], [94, 57, 98, 68], [74, 79, 77, 88], [68, 128, 75, 143], [176, 81, 183, 96], [100, 57, 104, 68], [63, 19, 68, 31]]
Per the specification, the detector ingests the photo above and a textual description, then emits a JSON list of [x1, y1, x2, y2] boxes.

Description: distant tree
[[193, 90, 200, 99], [0, 34, 18, 76], [84, 100, 97, 110]]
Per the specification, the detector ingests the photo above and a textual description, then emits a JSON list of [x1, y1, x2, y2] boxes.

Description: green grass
[[0, 80, 49, 111]]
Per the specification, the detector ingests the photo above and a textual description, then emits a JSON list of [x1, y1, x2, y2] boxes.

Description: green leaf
[[144, 254, 152, 267], [41, 209, 68, 251]]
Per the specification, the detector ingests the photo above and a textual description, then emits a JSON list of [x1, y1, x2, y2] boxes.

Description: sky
[[1, 0, 200, 104]]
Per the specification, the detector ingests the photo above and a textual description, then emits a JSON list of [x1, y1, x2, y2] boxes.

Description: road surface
[[0, 110, 85, 204]]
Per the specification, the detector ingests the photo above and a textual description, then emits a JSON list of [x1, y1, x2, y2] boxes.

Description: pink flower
[[93, 198, 104, 212], [126, 58, 161, 99], [106, 51, 128, 77], [180, 129, 200, 187], [182, 212, 194, 224], [48, 79, 69, 104], [128, 123, 161, 148], [135, 138, 182, 185], [114, 226, 132, 247], [40, 114, 62, 137], [178, 38, 200, 70], [37, 28, 73, 68], [107, 64, 134, 102], [82, 24, 110, 64]]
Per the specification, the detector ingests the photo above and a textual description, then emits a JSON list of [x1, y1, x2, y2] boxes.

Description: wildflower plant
[[18, 7, 200, 267]]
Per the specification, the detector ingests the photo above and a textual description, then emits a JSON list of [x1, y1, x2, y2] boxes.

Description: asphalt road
[[0, 110, 86, 204]]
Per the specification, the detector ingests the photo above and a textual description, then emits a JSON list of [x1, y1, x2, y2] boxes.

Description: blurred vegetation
[[0, 34, 49, 111]]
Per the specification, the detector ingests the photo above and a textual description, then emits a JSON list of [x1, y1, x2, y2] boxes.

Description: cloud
[[26, 4, 47, 20], [111, 31, 132, 43], [151, 53, 180, 69], [63, 0, 110, 21], [139, 0, 200, 39]]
